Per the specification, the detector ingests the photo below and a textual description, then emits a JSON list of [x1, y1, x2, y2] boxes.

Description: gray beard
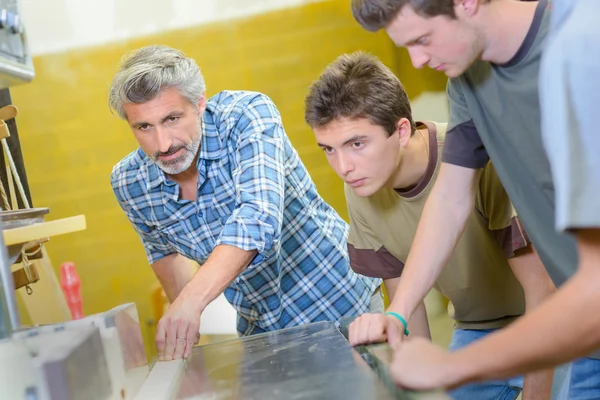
[[153, 120, 202, 175]]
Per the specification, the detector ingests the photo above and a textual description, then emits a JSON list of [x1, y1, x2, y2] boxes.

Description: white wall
[[20, 0, 323, 56], [411, 91, 449, 124]]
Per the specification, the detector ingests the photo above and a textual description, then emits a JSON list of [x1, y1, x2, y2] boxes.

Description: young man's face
[[313, 118, 404, 197], [386, 4, 483, 78], [123, 87, 206, 175]]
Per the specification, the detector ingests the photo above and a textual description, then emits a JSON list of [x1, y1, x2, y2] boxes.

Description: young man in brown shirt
[[304, 52, 562, 399]]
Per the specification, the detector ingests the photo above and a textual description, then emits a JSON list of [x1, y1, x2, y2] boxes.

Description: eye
[[138, 124, 150, 131], [322, 147, 334, 154], [166, 116, 179, 124], [415, 36, 429, 46], [351, 141, 365, 149]]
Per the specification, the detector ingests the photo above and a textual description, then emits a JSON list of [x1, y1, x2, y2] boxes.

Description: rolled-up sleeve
[[345, 185, 405, 279], [442, 79, 490, 169], [215, 94, 286, 264]]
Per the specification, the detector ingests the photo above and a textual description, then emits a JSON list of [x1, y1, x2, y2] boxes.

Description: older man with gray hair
[[109, 45, 380, 361]]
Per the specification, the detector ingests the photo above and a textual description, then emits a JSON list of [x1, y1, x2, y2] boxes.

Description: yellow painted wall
[[11, 0, 445, 356]]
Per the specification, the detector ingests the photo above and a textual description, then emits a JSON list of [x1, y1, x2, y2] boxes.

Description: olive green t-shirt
[[347, 122, 529, 330]]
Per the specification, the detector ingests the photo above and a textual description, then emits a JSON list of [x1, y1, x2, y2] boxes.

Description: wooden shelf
[[3, 215, 86, 246]]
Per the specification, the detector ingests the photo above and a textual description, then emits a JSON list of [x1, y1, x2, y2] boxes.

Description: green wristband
[[385, 311, 410, 336]]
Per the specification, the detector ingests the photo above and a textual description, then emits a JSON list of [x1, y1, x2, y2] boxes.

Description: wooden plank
[[133, 359, 186, 400], [3, 215, 86, 246]]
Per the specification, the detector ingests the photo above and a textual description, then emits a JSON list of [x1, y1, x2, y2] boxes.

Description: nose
[[336, 152, 355, 177], [155, 126, 173, 153], [408, 47, 430, 69]]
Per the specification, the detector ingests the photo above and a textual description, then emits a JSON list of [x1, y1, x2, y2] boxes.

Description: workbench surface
[[160, 321, 450, 400]]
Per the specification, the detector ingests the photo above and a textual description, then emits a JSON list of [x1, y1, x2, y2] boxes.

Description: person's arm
[[385, 163, 480, 344], [384, 78, 488, 343], [155, 93, 288, 360], [509, 244, 556, 310], [451, 228, 600, 383], [507, 244, 556, 400], [385, 278, 430, 339], [154, 245, 257, 361], [389, 228, 600, 390], [151, 253, 196, 303], [348, 164, 483, 346], [344, 189, 431, 344], [477, 162, 557, 400]]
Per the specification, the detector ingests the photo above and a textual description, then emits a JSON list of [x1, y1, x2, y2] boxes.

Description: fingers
[[164, 318, 178, 360], [155, 319, 167, 361], [183, 326, 199, 359], [160, 319, 200, 360], [348, 314, 388, 346], [390, 337, 419, 386], [390, 337, 437, 389], [348, 317, 363, 346], [367, 316, 387, 343], [390, 344, 406, 386], [156, 307, 202, 361], [174, 330, 187, 360]]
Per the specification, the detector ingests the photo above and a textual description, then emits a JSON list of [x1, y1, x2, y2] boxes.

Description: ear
[[454, 0, 480, 18], [396, 118, 412, 148], [196, 93, 207, 115]]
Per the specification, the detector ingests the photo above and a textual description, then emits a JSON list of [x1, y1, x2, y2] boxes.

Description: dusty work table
[[136, 321, 450, 400]]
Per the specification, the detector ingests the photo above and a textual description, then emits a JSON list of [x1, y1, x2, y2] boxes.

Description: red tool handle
[[60, 262, 84, 319]]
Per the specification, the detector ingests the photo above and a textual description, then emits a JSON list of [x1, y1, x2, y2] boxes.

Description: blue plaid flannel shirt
[[111, 91, 380, 335]]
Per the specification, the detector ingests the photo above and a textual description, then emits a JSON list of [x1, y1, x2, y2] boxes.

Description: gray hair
[[109, 45, 206, 119]]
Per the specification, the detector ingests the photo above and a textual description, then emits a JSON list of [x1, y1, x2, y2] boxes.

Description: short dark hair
[[305, 52, 415, 137], [351, 0, 456, 32]]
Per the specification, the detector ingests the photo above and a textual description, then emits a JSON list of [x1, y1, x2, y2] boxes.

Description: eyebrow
[[317, 135, 369, 148], [131, 111, 185, 129], [342, 135, 369, 145]]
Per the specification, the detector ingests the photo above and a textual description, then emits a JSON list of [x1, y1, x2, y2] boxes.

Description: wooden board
[[3, 215, 86, 246], [133, 359, 186, 400]]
